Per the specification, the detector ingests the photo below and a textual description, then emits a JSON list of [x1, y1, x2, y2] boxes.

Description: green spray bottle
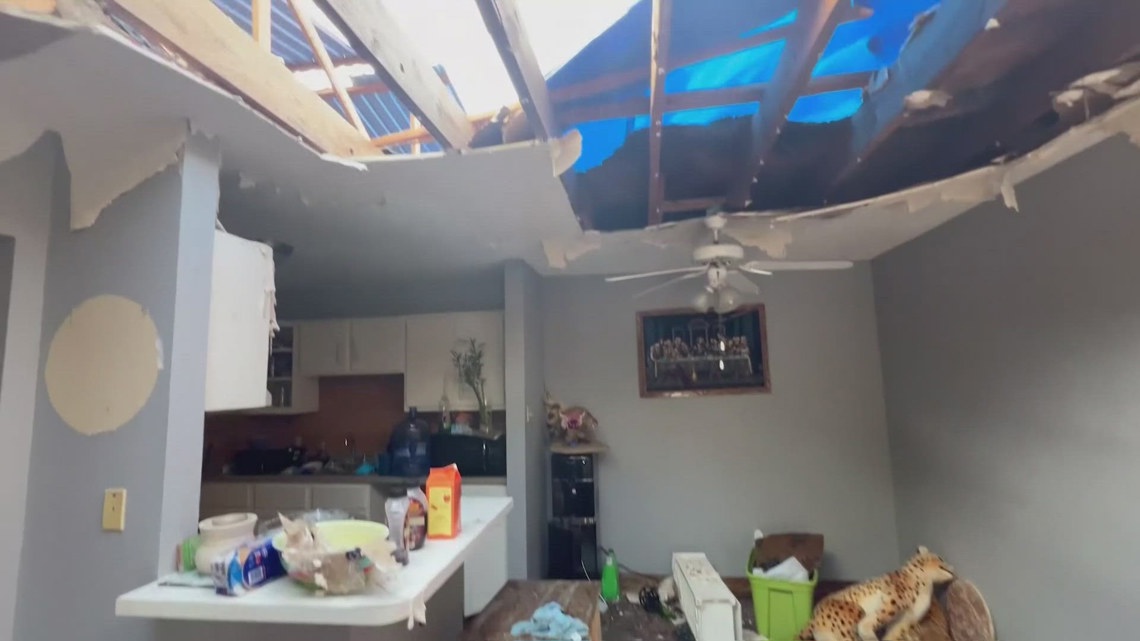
[[600, 550, 620, 603]]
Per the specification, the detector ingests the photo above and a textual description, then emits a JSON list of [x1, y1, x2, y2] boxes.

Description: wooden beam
[[370, 109, 501, 149], [647, 0, 673, 226], [725, 0, 848, 208], [829, 0, 1006, 190], [288, 0, 367, 135], [474, 0, 557, 140], [289, 55, 367, 71], [557, 71, 870, 124], [313, 0, 474, 149], [251, 0, 271, 51], [112, 0, 368, 156]]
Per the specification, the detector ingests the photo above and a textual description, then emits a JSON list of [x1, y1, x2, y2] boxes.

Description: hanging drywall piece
[[65, 120, 188, 230], [723, 223, 793, 258], [542, 235, 601, 269], [999, 173, 1019, 211], [44, 294, 161, 436]]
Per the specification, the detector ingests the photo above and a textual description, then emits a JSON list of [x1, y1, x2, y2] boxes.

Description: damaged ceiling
[[3, 1, 1140, 290], [557, 0, 1140, 233]]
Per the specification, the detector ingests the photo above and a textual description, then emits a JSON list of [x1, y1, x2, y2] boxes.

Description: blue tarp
[[548, 0, 942, 172]]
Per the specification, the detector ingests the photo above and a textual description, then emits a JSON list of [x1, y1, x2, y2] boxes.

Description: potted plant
[[451, 338, 491, 431]]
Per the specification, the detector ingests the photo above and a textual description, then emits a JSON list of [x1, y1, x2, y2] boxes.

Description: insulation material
[[904, 89, 952, 111], [44, 295, 161, 436], [985, 18, 1001, 30], [65, 120, 188, 230]]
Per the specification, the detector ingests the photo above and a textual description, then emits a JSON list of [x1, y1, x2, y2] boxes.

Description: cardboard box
[[426, 464, 462, 539]]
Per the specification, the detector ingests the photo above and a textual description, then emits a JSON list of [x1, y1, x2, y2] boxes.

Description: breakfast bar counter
[[116, 497, 512, 633]]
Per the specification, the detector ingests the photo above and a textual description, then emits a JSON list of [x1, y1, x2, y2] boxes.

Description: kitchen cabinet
[[204, 231, 276, 412], [247, 323, 319, 415], [348, 317, 406, 374], [296, 318, 405, 376], [404, 310, 505, 412], [296, 320, 350, 376]]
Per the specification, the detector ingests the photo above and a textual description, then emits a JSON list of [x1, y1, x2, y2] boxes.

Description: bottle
[[601, 551, 620, 603], [388, 407, 430, 478]]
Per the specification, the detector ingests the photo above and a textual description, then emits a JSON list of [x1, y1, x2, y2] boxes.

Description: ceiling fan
[[605, 215, 853, 313]]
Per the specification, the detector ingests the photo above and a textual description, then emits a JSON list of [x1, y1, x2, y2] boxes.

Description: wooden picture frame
[[636, 305, 770, 398]]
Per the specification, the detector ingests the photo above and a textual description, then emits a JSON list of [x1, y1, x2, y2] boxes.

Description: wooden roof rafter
[[251, 0, 271, 51], [474, 0, 557, 141], [725, 0, 850, 208], [110, 0, 370, 156], [647, 0, 673, 226], [287, 0, 367, 136], [313, 0, 474, 150]]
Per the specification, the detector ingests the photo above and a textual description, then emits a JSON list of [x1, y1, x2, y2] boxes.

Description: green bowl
[[271, 520, 390, 590]]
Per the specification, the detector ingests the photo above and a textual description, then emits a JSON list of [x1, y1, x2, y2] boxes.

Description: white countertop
[[115, 496, 512, 627]]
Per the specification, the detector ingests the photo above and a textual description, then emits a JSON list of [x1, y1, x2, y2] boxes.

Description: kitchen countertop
[[116, 497, 512, 627], [202, 475, 507, 486]]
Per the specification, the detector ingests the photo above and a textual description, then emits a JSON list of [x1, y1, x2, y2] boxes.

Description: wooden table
[[463, 580, 601, 641]]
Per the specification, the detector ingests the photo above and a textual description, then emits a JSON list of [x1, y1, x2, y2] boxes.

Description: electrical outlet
[[102, 488, 127, 532]]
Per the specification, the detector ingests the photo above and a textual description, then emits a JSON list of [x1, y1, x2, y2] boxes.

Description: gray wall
[[0, 135, 52, 641], [14, 135, 219, 641], [542, 268, 899, 578], [873, 135, 1140, 640], [0, 235, 16, 390], [504, 260, 546, 579]]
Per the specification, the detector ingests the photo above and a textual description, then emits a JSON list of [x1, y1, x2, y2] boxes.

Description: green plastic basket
[[747, 549, 818, 641]]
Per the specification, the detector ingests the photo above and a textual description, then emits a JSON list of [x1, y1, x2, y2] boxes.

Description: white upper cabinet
[[204, 231, 276, 412], [404, 311, 504, 412], [297, 318, 406, 376], [349, 317, 406, 375], [296, 320, 351, 376]]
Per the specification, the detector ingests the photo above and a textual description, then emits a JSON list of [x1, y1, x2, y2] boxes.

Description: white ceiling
[[3, 11, 1140, 293]]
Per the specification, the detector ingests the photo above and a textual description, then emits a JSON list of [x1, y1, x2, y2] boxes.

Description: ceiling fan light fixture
[[691, 289, 713, 313], [713, 287, 739, 314]]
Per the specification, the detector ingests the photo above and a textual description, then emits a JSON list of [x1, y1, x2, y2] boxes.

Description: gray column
[[14, 132, 219, 641]]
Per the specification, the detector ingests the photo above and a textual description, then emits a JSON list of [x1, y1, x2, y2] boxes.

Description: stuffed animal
[[544, 392, 599, 445], [797, 547, 955, 641]]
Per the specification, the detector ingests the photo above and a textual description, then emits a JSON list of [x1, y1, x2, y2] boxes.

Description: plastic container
[[747, 549, 818, 641], [387, 407, 430, 478]]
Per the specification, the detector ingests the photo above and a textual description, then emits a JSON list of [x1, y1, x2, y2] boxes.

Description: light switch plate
[[102, 488, 127, 532]]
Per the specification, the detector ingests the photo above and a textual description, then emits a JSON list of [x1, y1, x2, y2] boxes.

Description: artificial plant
[[451, 338, 491, 430]]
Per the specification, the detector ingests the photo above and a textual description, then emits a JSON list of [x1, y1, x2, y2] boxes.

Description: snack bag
[[426, 464, 462, 539]]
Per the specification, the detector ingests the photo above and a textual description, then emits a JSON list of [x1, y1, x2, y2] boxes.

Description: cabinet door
[[454, 311, 505, 410], [311, 484, 372, 520], [349, 317, 406, 375], [404, 313, 458, 411], [296, 320, 350, 376]]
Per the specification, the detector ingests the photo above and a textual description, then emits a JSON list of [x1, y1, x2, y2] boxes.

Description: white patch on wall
[[44, 295, 161, 435]]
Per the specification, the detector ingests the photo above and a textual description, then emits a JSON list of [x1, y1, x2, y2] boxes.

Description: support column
[[14, 131, 220, 641]]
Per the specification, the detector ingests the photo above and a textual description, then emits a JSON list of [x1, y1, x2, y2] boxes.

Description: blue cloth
[[510, 602, 590, 640]]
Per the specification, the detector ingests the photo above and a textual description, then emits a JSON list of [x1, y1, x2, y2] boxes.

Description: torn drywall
[[542, 235, 601, 269], [999, 173, 1019, 212], [44, 294, 160, 436], [722, 224, 794, 259], [66, 119, 188, 230]]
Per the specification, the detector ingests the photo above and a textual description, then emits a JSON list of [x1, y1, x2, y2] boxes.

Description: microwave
[[429, 433, 506, 477]]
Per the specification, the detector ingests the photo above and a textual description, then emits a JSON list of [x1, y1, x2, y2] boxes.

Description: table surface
[[115, 497, 512, 627], [462, 580, 601, 641]]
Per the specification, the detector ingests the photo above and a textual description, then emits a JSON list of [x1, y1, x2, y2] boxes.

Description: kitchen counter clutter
[[116, 496, 512, 628], [203, 475, 508, 485]]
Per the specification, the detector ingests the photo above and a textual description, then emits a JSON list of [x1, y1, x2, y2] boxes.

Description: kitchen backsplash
[[203, 375, 504, 477]]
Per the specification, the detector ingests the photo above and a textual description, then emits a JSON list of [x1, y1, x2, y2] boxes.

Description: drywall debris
[[999, 173, 1019, 212], [985, 18, 1001, 30], [905, 89, 952, 111], [44, 294, 160, 436], [722, 224, 793, 258], [551, 129, 583, 177], [542, 237, 601, 269], [67, 120, 188, 230], [1053, 88, 1087, 109], [318, 152, 367, 172], [1071, 68, 1125, 94]]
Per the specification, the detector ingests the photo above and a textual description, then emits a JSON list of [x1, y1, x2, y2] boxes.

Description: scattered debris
[[905, 89, 953, 111]]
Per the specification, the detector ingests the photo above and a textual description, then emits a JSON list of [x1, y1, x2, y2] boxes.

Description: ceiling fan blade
[[726, 271, 760, 295], [633, 272, 704, 299], [605, 266, 704, 283], [740, 260, 854, 272]]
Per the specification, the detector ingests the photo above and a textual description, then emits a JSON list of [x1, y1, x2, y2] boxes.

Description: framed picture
[[636, 305, 770, 398]]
